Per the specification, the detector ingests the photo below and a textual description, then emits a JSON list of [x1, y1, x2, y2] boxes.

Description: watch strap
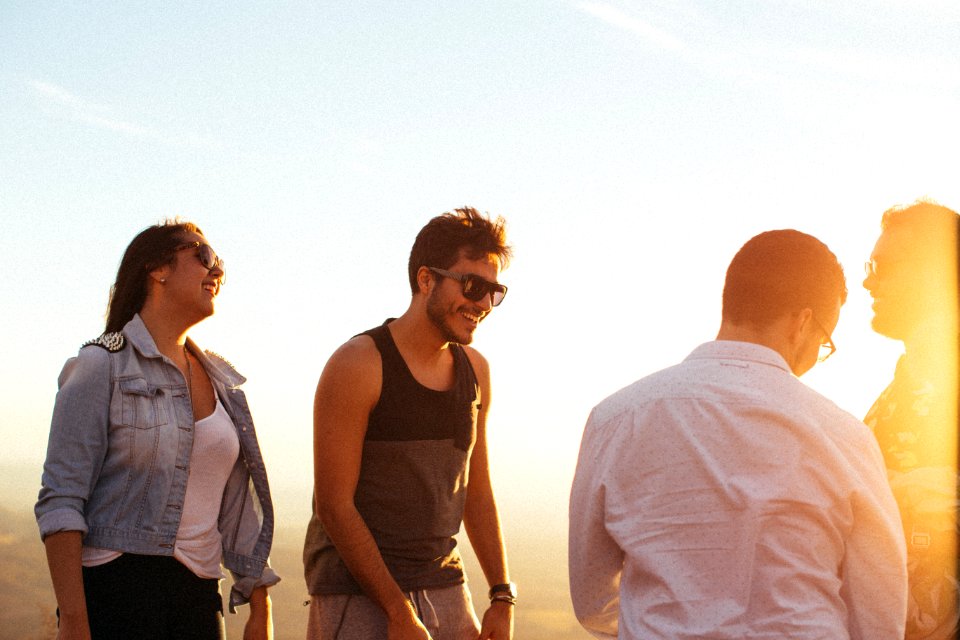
[[488, 582, 517, 601]]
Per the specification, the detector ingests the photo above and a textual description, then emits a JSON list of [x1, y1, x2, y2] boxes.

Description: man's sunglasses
[[428, 267, 507, 307], [175, 241, 226, 284]]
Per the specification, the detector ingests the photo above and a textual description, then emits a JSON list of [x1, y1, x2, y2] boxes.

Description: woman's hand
[[55, 614, 92, 640], [243, 586, 273, 640]]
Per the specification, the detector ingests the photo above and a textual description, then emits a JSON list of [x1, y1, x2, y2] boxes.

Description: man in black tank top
[[304, 208, 517, 640]]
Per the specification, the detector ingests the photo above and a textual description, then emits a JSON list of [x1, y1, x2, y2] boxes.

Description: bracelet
[[488, 582, 517, 603], [491, 594, 516, 606]]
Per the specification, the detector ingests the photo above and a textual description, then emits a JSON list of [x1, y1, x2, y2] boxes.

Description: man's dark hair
[[105, 220, 202, 333], [407, 207, 512, 294], [722, 229, 847, 325]]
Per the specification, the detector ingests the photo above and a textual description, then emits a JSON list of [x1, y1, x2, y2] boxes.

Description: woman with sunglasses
[[36, 220, 278, 640]]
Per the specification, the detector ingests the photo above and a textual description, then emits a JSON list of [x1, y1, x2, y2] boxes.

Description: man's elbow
[[571, 593, 620, 639], [313, 491, 357, 531]]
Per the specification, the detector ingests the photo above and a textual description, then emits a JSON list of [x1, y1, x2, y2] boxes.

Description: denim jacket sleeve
[[214, 382, 280, 611], [35, 347, 112, 539], [222, 454, 281, 610]]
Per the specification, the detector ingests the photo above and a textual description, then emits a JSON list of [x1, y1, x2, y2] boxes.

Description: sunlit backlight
[[865, 205, 958, 634]]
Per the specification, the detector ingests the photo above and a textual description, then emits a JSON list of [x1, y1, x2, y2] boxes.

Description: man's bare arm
[[312, 337, 431, 639], [462, 349, 513, 640]]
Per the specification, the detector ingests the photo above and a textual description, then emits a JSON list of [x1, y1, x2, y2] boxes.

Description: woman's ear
[[148, 264, 170, 287]]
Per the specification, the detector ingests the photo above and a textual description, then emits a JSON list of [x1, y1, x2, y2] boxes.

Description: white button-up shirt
[[569, 341, 907, 640]]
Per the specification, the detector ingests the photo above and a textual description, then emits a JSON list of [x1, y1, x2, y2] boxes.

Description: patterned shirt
[[864, 355, 959, 640]]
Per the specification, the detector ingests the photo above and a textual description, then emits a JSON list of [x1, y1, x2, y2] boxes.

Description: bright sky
[[2, 1, 960, 543]]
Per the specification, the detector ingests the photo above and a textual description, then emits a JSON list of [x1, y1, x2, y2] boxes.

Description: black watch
[[488, 582, 517, 601]]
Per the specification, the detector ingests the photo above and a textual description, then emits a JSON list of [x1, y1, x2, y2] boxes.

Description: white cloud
[[572, 2, 958, 100], [27, 79, 219, 149], [28, 79, 151, 137], [28, 80, 112, 114], [577, 1, 686, 52]]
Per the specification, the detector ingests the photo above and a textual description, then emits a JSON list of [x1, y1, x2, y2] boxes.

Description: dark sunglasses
[[175, 241, 226, 284], [428, 267, 507, 307]]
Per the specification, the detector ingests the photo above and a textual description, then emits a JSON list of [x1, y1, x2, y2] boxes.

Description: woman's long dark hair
[[105, 221, 202, 333]]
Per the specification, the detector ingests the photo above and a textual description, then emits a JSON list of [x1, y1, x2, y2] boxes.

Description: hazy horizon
[[3, 1, 958, 636], [2, 460, 587, 639]]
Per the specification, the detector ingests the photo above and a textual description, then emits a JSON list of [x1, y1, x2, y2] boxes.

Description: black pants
[[77, 554, 225, 640]]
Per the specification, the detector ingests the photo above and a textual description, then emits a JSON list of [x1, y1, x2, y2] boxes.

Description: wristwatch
[[488, 582, 517, 605]]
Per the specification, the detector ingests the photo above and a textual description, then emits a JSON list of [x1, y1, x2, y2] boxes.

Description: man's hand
[[386, 603, 433, 640], [478, 601, 514, 639]]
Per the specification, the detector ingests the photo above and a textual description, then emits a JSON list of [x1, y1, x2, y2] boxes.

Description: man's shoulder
[[590, 356, 865, 425], [458, 343, 488, 372], [341, 332, 378, 352], [801, 385, 874, 437], [324, 334, 382, 378], [589, 362, 686, 421]]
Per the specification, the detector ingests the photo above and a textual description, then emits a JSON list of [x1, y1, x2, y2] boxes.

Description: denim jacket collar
[[123, 314, 247, 389]]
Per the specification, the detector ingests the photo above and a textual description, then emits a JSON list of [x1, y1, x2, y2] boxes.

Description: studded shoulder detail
[[81, 332, 126, 352], [204, 350, 235, 369]]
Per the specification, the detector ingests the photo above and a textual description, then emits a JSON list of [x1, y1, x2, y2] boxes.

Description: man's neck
[[716, 318, 794, 368], [900, 316, 960, 384], [387, 308, 450, 364]]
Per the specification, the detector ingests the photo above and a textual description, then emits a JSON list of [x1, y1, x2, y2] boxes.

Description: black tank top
[[303, 321, 480, 594]]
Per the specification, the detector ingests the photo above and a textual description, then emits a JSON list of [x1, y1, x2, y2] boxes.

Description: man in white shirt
[[569, 229, 907, 640]]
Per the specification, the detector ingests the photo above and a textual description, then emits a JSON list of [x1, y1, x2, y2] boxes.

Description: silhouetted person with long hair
[[36, 221, 278, 639], [864, 201, 960, 639]]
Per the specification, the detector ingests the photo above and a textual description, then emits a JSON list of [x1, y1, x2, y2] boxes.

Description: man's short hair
[[880, 200, 960, 282], [407, 207, 512, 294], [880, 199, 959, 234], [722, 229, 847, 325]]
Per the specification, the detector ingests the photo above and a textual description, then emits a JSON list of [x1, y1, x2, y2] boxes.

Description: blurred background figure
[[864, 201, 960, 640]]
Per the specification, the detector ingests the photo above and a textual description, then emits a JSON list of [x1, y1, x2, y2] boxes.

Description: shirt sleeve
[[569, 407, 622, 639], [35, 348, 112, 539], [225, 472, 281, 612], [842, 433, 908, 640], [229, 563, 281, 612]]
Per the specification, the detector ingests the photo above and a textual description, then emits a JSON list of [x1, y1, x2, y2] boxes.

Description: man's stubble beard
[[426, 289, 474, 346]]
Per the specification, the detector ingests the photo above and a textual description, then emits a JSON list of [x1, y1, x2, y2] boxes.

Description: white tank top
[[82, 397, 240, 578]]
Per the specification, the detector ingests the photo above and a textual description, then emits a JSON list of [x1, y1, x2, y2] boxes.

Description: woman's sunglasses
[[175, 241, 226, 284], [428, 267, 507, 307]]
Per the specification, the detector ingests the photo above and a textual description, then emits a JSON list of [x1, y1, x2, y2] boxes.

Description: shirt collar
[[122, 314, 245, 388], [685, 340, 792, 374]]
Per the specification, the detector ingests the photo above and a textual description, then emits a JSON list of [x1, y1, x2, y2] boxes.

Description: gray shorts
[[306, 583, 481, 640]]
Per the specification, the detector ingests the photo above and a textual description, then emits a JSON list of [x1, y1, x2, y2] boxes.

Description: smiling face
[[425, 252, 501, 345], [158, 231, 225, 323]]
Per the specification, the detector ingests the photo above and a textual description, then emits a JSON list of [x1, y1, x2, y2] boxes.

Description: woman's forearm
[[44, 530, 90, 634]]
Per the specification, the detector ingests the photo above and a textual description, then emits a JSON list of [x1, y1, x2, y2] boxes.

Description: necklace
[[183, 344, 193, 402]]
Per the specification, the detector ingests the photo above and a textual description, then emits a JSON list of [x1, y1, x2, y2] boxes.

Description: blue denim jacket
[[36, 315, 279, 610]]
